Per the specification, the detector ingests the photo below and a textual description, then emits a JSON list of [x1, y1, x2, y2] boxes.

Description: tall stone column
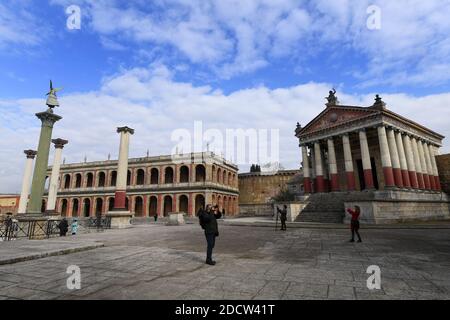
[[417, 140, 431, 190], [18, 150, 38, 214], [327, 138, 339, 191], [314, 142, 325, 192], [359, 130, 374, 189], [107, 126, 135, 228], [301, 145, 312, 193], [411, 137, 425, 189], [429, 145, 441, 191], [46, 139, 68, 214], [386, 128, 403, 187], [377, 126, 395, 188], [27, 111, 62, 214], [423, 142, 436, 190], [310, 147, 316, 193], [402, 134, 419, 189], [342, 134, 356, 191], [113, 126, 134, 209], [395, 131, 410, 188]]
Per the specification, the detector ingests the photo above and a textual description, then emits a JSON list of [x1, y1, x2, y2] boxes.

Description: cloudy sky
[[1, 0, 450, 193]]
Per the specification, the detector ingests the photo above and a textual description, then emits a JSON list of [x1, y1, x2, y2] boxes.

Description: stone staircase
[[295, 193, 347, 223]]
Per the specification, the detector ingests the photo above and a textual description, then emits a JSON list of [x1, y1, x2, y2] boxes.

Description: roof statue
[[46, 80, 63, 109], [325, 88, 339, 106], [372, 94, 387, 110]]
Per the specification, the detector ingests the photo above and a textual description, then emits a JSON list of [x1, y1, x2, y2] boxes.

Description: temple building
[[294, 91, 450, 224], [44, 152, 239, 218]]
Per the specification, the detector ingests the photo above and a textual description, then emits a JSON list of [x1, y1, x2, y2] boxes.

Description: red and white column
[[301, 145, 312, 193], [113, 126, 135, 210], [402, 134, 419, 189], [377, 126, 395, 188], [327, 138, 339, 191], [423, 142, 436, 190], [359, 130, 374, 189], [342, 134, 356, 191], [411, 137, 425, 189], [314, 142, 325, 193], [417, 140, 431, 190], [386, 128, 403, 187], [395, 131, 410, 188], [18, 150, 38, 214], [310, 147, 317, 193], [428, 145, 441, 191]]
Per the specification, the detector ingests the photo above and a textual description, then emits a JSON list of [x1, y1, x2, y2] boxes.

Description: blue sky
[[1, 0, 450, 192]]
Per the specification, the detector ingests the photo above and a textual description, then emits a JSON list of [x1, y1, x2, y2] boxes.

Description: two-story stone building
[[45, 152, 239, 218]]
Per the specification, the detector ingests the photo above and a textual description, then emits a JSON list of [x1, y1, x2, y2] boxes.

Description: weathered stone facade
[[436, 154, 450, 194], [44, 152, 239, 217], [238, 170, 300, 216], [0, 195, 20, 217]]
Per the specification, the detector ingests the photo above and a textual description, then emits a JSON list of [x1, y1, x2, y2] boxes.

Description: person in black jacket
[[199, 204, 222, 265], [277, 205, 288, 231], [58, 218, 69, 236]]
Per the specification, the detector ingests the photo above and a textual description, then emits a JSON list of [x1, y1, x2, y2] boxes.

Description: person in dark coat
[[346, 206, 362, 242], [277, 205, 288, 231], [58, 218, 69, 237], [199, 204, 222, 265]]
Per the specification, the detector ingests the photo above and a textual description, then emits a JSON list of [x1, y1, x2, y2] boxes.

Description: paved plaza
[[1, 221, 450, 300]]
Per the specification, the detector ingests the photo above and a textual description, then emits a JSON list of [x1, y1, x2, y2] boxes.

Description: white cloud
[[1, 64, 449, 193]]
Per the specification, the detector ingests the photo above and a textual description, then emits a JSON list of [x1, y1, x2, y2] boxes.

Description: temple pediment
[[297, 106, 380, 137]]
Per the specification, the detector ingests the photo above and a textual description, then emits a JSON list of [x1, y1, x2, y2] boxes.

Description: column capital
[[24, 150, 37, 159], [52, 138, 69, 149], [36, 110, 62, 128], [117, 126, 135, 135]]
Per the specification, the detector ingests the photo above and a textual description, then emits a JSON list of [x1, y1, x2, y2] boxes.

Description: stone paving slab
[[0, 224, 450, 300], [0, 239, 104, 265]]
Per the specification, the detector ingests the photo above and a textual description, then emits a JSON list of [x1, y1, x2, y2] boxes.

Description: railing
[[0, 219, 62, 241], [86, 216, 112, 230]]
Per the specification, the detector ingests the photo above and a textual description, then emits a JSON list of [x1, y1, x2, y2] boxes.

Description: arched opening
[[72, 199, 79, 217], [195, 194, 205, 215], [217, 168, 221, 183], [134, 196, 143, 217], [86, 173, 94, 187], [228, 172, 232, 185], [63, 174, 71, 189], [61, 199, 68, 217], [223, 197, 228, 215], [163, 196, 172, 216], [165, 167, 174, 184], [196, 165, 206, 182], [75, 173, 82, 188], [98, 172, 106, 187], [233, 174, 236, 187], [222, 170, 227, 185], [149, 196, 158, 216], [110, 171, 117, 187], [127, 170, 131, 186], [179, 195, 189, 214], [217, 195, 222, 209], [150, 168, 159, 184], [41, 199, 46, 213], [83, 198, 91, 217], [212, 165, 216, 182], [179, 166, 189, 183], [136, 169, 145, 185], [212, 194, 216, 206], [95, 198, 103, 217], [108, 197, 115, 211]]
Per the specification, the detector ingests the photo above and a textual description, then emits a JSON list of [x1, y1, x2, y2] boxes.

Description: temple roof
[[296, 101, 444, 142]]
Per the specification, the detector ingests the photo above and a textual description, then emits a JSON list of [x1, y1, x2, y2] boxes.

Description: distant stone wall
[[436, 154, 450, 194], [238, 170, 299, 205], [238, 204, 273, 217]]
